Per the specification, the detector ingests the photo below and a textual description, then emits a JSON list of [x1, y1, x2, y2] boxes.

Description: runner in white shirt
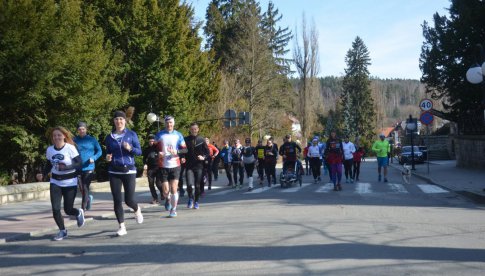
[[44, 126, 85, 241], [307, 138, 323, 183], [342, 135, 356, 183], [155, 115, 187, 218]]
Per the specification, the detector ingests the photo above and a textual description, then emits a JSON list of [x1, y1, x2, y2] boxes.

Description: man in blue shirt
[[74, 122, 102, 211]]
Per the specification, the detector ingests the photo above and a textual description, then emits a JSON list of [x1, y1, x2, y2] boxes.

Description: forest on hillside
[[317, 77, 439, 129]]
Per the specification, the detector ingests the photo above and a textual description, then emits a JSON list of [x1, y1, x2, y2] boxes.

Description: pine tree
[[341, 36, 376, 141], [261, 1, 293, 75], [0, 0, 125, 181], [420, 0, 485, 134]]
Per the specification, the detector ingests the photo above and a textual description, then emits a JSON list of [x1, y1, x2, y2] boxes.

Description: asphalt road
[[1, 161, 484, 275]]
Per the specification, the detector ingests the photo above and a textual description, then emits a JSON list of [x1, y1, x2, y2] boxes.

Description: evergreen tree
[[420, 0, 485, 134], [261, 1, 293, 75], [0, 0, 125, 181], [340, 36, 376, 141], [90, 0, 220, 132]]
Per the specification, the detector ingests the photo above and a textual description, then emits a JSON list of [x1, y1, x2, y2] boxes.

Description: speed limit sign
[[419, 99, 433, 111]]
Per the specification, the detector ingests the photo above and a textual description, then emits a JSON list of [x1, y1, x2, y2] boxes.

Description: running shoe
[[164, 199, 172, 211], [208, 186, 212, 190], [350, 178, 354, 183], [337, 184, 342, 191], [318, 176, 321, 181], [378, 174, 382, 182], [86, 195, 93, 210], [248, 187, 254, 192], [135, 207, 143, 224], [187, 198, 193, 209], [151, 198, 159, 205], [117, 226, 127, 236], [169, 209, 177, 218], [194, 202, 199, 209], [77, 208, 85, 227], [333, 185, 338, 191], [53, 230, 68, 241], [384, 178, 388, 183]]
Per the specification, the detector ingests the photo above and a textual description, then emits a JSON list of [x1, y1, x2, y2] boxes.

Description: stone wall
[[451, 135, 485, 169]]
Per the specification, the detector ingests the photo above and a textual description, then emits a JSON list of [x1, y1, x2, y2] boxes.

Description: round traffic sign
[[420, 111, 434, 125], [419, 99, 433, 111]]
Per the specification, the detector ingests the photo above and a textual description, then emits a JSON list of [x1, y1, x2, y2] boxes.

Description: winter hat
[[77, 122, 87, 129], [148, 134, 155, 140], [113, 110, 126, 119]]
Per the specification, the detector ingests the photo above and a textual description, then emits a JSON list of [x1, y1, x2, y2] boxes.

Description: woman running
[[44, 126, 85, 241], [105, 111, 143, 236]]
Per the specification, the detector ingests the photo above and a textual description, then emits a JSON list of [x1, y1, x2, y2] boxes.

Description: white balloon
[[146, 113, 158, 123], [466, 66, 483, 84]]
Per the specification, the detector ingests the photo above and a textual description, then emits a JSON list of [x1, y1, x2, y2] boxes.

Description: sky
[[188, 0, 450, 80]]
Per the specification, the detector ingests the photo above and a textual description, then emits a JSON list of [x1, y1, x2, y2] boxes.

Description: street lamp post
[[146, 112, 160, 131], [465, 43, 485, 126], [405, 115, 418, 170]]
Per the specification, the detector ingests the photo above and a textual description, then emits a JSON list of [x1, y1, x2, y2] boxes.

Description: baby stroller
[[279, 160, 303, 188]]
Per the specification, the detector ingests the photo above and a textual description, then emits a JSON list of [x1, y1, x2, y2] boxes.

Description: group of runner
[[43, 110, 389, 240]]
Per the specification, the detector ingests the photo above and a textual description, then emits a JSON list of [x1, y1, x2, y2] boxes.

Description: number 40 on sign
[[419, 99, 433, 111]]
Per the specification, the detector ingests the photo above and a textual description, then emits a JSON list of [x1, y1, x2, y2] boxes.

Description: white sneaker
[[117, 226, 127, 236], [135, 206, 143, 224]]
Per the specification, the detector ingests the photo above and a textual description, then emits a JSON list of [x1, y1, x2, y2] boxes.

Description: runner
[[307, 138, 322, 183], [184, 123, 209, 210], [73, 122, 102, 211], [279, 134, 302, 176], [231, 139, 244, 189], [264, 137, 278, 187], [353, 146, 365, 181], [220, 140, 233, 186], [242, 138, 257, 191], [324, 131, 344, 191], [372, 133, 390, 182], [303, 142, 310, 175], [143, 134, 162, 204], [105, 111, 143, 235], [342, 135, 356, 183], [44, 126, 85, 241], [155, 115, 188, 218], [205, 137, 219, 190], [254, 139, 266, 186]]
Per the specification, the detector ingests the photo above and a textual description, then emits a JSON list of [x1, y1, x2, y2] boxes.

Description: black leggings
[[265, 163, 276, 184], [79, 171, 93, 210], [232, 162, 244, 185], [50, 184, 79, 231], [244, 163, 255, 177], [224, 163, 233, 185], [109, 173, 138, 224], [256, 159, 265, 181], [147, 168, 163, 200], [353, 161, 361, 180], [309, 157, 321, 179], [186, 166, 203, 202], [344, 159, 354, 179]]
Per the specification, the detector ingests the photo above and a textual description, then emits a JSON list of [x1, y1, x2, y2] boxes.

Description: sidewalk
[[0, 178, 165, 244], [389, 159, 485, 203]]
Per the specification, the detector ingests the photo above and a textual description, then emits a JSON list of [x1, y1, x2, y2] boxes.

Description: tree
[[420, 0, 485, 134], [90, 0, 220, 133], [340, 36, 376, 141], [293, 14, 321, 144], [261, 1, 293, 75], [0, 0, 125, 182]]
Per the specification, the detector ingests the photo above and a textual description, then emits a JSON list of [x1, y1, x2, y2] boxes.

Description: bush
[[0, 170, 9, 186]]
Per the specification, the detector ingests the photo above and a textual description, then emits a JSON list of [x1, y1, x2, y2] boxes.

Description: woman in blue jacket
[[105, 111, 143, 236], [74, 122, 102, 211]]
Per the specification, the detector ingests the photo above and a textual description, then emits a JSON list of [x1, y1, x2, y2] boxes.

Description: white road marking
[[244, 185, 276, 194], [315, 183, 335, 193], [417, 184, 449, 193], [355, 182, 372, 194], [388, 183, 409, 194], [281, 183, 312, 193]]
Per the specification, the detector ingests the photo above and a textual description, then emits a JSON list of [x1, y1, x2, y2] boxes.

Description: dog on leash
[[401, 164, 411, 184]]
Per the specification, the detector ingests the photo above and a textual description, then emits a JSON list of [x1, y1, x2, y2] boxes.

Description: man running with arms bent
[[156, 115, 187, 218]]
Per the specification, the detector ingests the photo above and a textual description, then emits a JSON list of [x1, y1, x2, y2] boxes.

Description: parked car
[[398, 146, 425, 165], [418, 146, 428, 160]]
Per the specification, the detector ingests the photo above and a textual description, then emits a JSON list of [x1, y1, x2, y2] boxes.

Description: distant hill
[[318, 76, 436, 128]]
